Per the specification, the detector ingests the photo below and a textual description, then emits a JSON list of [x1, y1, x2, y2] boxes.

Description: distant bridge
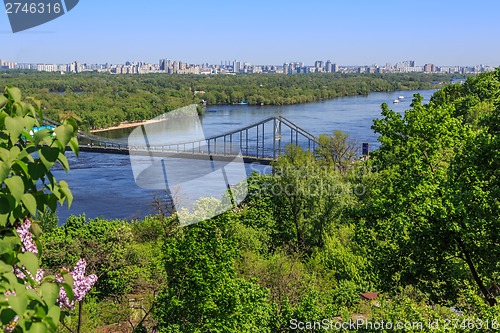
[[45, 116, 320, 164]]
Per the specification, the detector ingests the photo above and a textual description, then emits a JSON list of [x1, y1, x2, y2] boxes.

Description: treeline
[[0, 71, 459, 131], [37, 69, 499, 332]]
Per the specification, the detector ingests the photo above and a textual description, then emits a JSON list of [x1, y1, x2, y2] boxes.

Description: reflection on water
[[99, 89, 435, 150], [56, 89, 436, 223], [53, 152, 268, 223]]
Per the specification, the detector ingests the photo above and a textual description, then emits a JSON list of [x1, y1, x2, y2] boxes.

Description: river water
[[52, 89, 436, 223]]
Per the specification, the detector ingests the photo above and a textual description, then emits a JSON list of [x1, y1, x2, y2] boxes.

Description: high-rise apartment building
[[314, 60, 324, 70], [325, 60, 332, 73], [233, 60, 242, 73], [424, 63, 435, 73]]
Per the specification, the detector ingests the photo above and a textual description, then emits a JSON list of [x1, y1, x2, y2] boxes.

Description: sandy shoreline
[[90, 118, 166, 133]]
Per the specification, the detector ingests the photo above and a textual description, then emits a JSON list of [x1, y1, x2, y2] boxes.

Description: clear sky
[[1, 0, 499, 66]]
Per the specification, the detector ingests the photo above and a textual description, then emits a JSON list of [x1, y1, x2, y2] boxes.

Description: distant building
[[325, 60, 332, 73], [314, 60, 324, 71], [233, 60, 242, 73], [424, 63, 435, 73], [159, 58, 170, 71], [283, 63, 289, 75], [0, 59, 16, 69]]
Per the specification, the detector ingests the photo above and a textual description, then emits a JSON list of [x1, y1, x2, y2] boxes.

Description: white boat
[[393, 99, 400, 104], [398, 95, 405, 100]]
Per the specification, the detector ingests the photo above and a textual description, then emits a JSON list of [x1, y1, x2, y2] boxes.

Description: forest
[[0, 71, 459, 131], [0, 69, 499, 332]]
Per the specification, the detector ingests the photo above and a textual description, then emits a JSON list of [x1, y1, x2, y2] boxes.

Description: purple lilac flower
[[14, 267, 44, 283], [16, 218, 38, 254], [35, 269, 44, 283], [57, 259, 98, 310]]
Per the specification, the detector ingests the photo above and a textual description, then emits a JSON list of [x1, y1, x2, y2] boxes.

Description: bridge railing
[[53, 115, 323, 161]]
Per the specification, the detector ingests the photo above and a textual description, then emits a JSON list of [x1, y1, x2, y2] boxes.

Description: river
[[52, 89, 436, 223]]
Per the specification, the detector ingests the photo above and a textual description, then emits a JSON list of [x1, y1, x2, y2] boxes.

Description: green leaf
[[0, 195, 15, 213], [46, 303, 61, 322], [31, 222, 43, 238], [46, 194, 57, 212], [23, 115, 36, 132], [22, 193, 38, 216], [5, 116, 24, 142], [34, 129, 52, 146], [0, 213, 8, 227], [40, 282, 59, 306], [7, 293, 28, 316], [34, 304, 47, 319], [0, 308, 17, 325], [0, 261, 13, 273], [27, 163, 45, 181], [6, 87, 22, 102], [57, 153, 70, 171], [5, 176, 24, 202], [27, 322, 48, 333], [69, 137, 79, 156], [18, 252, 39, 278], [0, 236, 19, 255], [43, 313, 58, 331], [62, 273, 74, 301], [54, 124, 74, 147], [0, 161, 10, 184], [65, 118, 79, 133], [9, 145, 21, 160], [25, 287, 42, 303], [4, 272, 20, 286], [0, 95, 8, 108], [39, 147, 59, 170], [59, 180, 73, 207], [12, 160, 29, 178]]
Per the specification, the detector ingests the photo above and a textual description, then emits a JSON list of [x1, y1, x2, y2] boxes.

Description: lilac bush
[[57, 259, 98, 310], [16, 219, 98, 309], [16, 218, 38, 254], [1, 86, 83, 331]]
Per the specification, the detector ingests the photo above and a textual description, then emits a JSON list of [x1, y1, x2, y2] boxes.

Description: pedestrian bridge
[[46, 116, 320, 164]]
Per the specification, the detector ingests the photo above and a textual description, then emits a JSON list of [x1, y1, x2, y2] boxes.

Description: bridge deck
[[53, 115, 320, 163]]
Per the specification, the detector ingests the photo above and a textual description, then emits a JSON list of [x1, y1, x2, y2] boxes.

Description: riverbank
[[2, 71, 456, 131], [90, 118, 166, 133]]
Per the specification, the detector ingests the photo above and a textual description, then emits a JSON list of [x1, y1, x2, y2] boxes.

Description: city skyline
[[1, 57, 495, 76], [1, 0, 500, 66]]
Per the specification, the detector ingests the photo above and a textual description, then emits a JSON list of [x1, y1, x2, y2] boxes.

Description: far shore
[[90, 118, 166, 133]]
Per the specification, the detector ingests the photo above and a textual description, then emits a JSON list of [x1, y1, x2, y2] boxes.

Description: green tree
[[154, 209, 273, 332], [365, 73, 500, 306], [271, 145, 357, 253], [316, 130, 359, 172], [446, 104, 500, 306], [364, 94, 469, 302]]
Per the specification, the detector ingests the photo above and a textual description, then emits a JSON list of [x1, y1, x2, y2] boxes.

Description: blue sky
[[1, 0, 499, 66]]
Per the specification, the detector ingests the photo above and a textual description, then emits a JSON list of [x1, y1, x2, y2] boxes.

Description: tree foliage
[[155, 213, 273, 333], [362, 69, 500, 307], [3, 71, 498, 331], [0, 86, 80, 332], [0, 72, 456, 131]]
